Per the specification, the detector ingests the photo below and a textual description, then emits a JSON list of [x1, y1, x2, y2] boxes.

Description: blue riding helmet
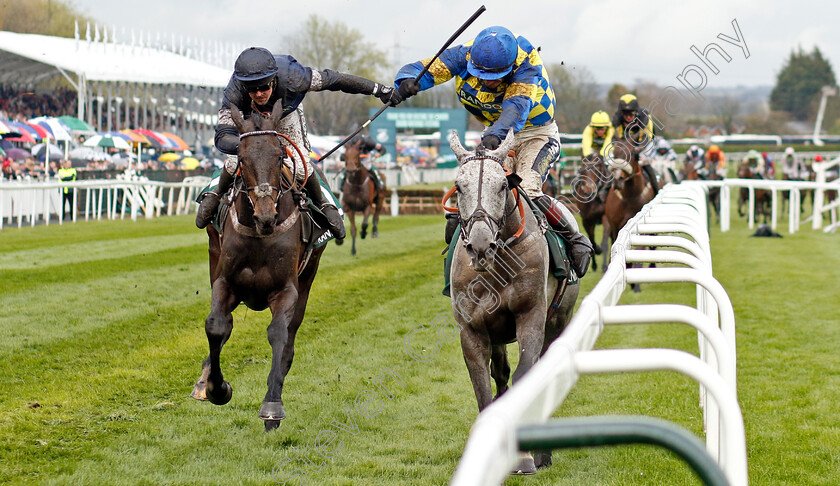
[[467, 26, 518, 80], [234, 47, 278, 84]]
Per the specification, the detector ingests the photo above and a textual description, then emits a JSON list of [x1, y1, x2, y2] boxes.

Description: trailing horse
[[446, 130, 580, 474], [572, 153, 611, 272], [737, 160, 771, 223], [340, 140, 387, 256], [190, 102, 327, 431], [602, 139, 655, 290]]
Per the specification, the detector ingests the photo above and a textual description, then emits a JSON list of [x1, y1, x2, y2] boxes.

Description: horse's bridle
[[237, 129, 308, 208], [450, 155, 522, 247]]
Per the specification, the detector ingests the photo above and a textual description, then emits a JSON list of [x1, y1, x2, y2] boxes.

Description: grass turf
[[0, 205, 838, 485]]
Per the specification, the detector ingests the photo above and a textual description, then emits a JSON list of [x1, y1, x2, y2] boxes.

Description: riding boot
[[369, 167, 384, 193], [444, 212, 459, 244], [641, 164, 660, 196], [304, 173, 346, 240], [196, 169, 234, 229], [534, 195, 594, 278]]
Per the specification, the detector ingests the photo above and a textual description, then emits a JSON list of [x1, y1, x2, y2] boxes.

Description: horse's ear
[[271, 101, 284, 132], [448, 130, 471, 164], [488, 129, 515, 162], [230, 105, 247, 133]]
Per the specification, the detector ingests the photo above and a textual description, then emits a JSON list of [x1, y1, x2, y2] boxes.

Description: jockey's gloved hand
[[391, 79, 420, 105], [374, 84, 396, 105], [481, 134, 501, 151]]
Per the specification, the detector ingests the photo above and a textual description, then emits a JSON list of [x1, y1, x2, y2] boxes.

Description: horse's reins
[[441, 155, 526, 245]]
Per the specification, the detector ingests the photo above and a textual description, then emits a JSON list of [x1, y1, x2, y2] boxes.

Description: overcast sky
[[72, 0, 840, 89]]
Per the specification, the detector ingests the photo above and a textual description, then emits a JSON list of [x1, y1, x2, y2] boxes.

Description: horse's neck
[[346, 164, 369, 184]]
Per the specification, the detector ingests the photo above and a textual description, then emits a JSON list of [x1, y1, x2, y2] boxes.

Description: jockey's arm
[[581, 126, 594, 157], [599, 126, 615, 157], [214, 106, 239, 156]]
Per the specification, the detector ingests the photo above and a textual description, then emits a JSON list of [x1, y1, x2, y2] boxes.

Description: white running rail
[[450, 183, 748, 486]]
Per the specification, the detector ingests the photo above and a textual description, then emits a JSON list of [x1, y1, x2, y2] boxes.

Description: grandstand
[[0, 25, 243, 152]]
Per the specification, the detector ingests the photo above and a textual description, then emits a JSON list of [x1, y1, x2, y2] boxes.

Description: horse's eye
[[455, 184, 461, 192]]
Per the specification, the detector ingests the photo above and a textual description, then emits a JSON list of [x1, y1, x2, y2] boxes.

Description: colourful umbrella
[[29, 117, 72, 141], [0, 120, 23, 140], [161, 132, 191, 151], [133, 129, 172, 149], [83, 134, 131, 150], [180, 157, 200, 170], [158, 152, 181, 163], [119, 129, 151, 144], [4, 124, 36, 143], [58, 115, 96, 133]]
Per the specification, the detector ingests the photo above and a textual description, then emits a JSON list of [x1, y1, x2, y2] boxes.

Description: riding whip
[[317, 5, 486, 161]]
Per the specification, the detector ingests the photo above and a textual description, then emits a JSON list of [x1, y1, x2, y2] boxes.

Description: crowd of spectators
[[0, 86, 77, 122]]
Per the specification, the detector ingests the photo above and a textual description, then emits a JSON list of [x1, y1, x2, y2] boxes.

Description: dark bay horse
[[447, 130, 580, 473], [602, 139, 655, 289], [737, 160, 771, 223], [571, 153, 611, 271], [704, 160, 723, 224], [340, 140, 386, 256], [190, 103, 325, 431]]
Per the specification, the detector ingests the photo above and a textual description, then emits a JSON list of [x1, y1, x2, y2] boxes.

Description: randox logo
[[459, 89, 502, 111]]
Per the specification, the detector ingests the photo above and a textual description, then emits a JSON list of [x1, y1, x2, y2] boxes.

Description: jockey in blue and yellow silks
[[390, 26, 593, 277]]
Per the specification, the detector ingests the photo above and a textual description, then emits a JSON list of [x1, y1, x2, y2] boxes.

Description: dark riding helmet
[[618, 94, 639, 114], [234, 47, 278, 85], [467, 26, 518, 80]]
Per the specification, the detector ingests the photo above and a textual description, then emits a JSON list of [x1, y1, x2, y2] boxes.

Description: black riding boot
[[641, 164, 660, 196], [196, 169, 234, 229], [305, 173, 346, 240], [444, 212, 459, 244], [534, 195, 594, 278], [369, 168, 384, 193]]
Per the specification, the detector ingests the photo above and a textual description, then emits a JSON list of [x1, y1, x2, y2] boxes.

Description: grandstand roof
[[0, 31, 231, 88]]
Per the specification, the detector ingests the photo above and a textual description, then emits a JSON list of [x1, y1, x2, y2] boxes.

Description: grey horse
[[447, 130, 580, 473]]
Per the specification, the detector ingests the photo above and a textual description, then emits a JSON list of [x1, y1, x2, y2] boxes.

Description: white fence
[[450, 183, 748, 486], [0, 175, 208, 229]]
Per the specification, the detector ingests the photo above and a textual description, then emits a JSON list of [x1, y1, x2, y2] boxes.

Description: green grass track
[[0, 210, 838, 485]]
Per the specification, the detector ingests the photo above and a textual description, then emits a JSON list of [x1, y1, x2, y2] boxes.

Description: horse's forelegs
[[512, 308, 546, 384], [490, 344, 510, 399], [261, 284, 300, 428], [190, 356, 211, 400], [460, 329, 493, 411], [348, 211, 358, 256], [204, 281, 237, 406], [372, 200, 382, 238], [361, 208, 371, 239]]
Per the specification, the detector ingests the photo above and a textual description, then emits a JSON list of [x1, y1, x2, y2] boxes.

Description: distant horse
[[681, 158, 701, 181], [341, 140, 387, 256], [190, 102, 326, 431], [602, 139, 655, 290], [737, 160, 771, 223], [447, 130, 579, 474], [704, 160, 724, 224], [572, 153, 611, 272]]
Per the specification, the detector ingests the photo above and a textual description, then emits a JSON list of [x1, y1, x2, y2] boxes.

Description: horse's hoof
[[533, 450, 552, 469], [259, 401, 286, 421], [372, 230, 379, 238], [264, 420, 283, 432], [512, 454, 537, 475], [206, 380, 232, 405], [351, 248, 357, 256], [190, 380, 208, 401]]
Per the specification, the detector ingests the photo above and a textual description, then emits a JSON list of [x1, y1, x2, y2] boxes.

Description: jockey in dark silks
[[612, 93, 659, 195], [195, 47, 397, 241], [390, 26, 593, 277]]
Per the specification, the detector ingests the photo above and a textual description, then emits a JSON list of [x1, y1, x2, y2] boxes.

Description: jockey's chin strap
[[441, 157, 526, 244]]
